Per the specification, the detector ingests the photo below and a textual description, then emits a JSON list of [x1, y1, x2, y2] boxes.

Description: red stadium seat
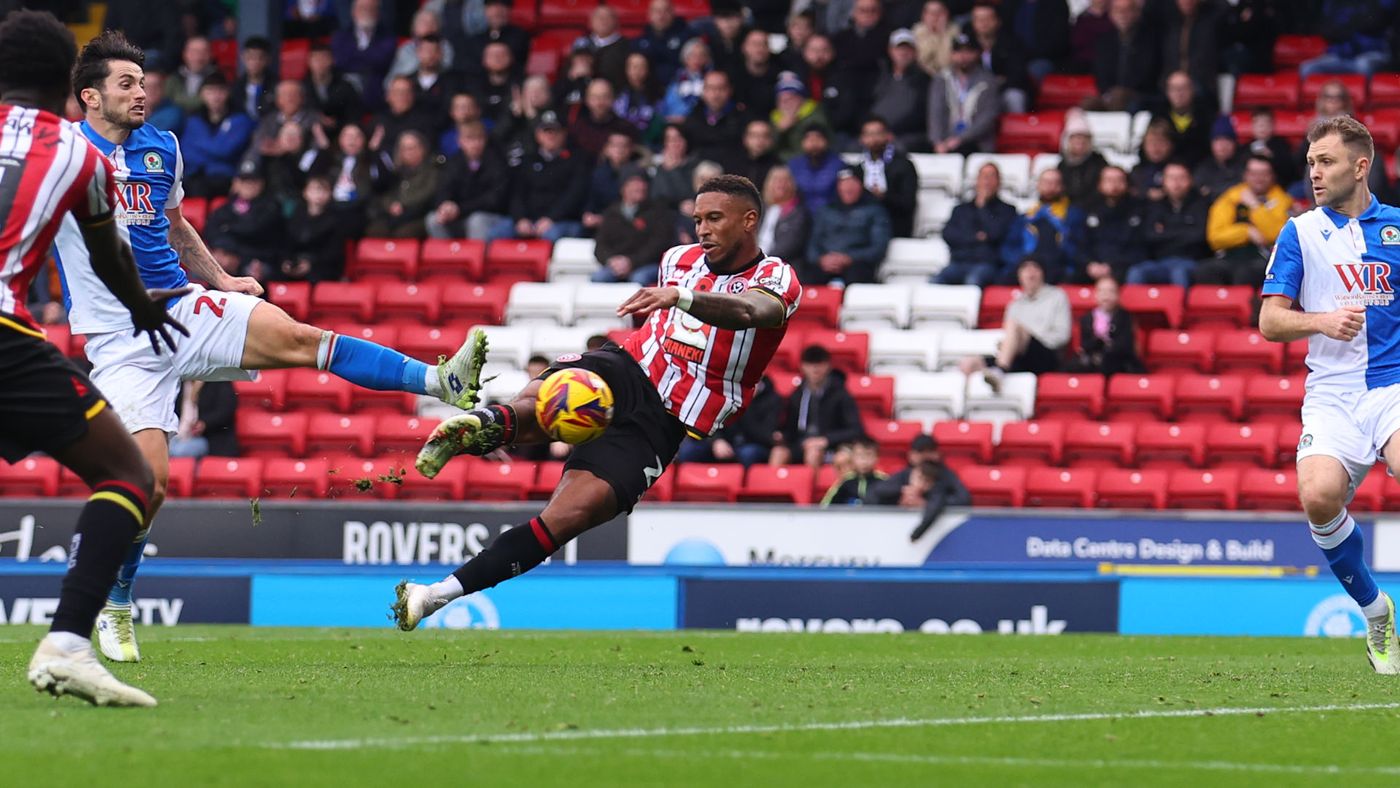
[[485, 239, 551, 284], [770, 325, 807, 373], [1276, 421, 1303, 466], [1146, 329, 1215, 372], [350, 238, 420, 282], [1120, 285, 1184, 329], [1038, 74, 1097, 110], [1205, 423, 1279, 468], [420, 238, 487, 282], [996, 111, 1065, 153], [1025, 467, 1096, 508], [233, 369, 288, 411], [440, 282, 509, 325], [310, 281, 375, 323], [57, 466, 87, 497], [848, 374, 894, 418], [538, 0, 597, 26], [1166, 468, 1240, 510], [1103, 373, 1175, 422], [373, 414, 441, 455], [802, 329, 870, 376], [397, 324, 470, 365], [210, 38, 239, 79], [978, 286, 1020, 328], [1214, 329, 1284, 374], [1063, 421, 1136, 468], [959, 465, 1026, 507], [1238, 468, 1298, 511], [1035, 373, 1105, 420], [1061, 284, 1098, 320], [790, 285, 843, 328], [236, 411, 309, 457], [1355, 109, 1400, 150], [1185, 285, 1254, 328], [1302, 73, 1366, 108], [739, 465, 814, 504], [1234, 71, 1300, 109], [525, 461, 566, 500], [279, 38, 311, 81], [306, 412, 376, 457], [525, 49, 560, 79], [1271, 110, 1314, 143], [267, 281, 311, 322], [182, 196, 208, 234], [868, 419, 927, 465], [374, 281, 442, 325], [643, 465, 676, 502], [930, 420, 995, 466], [394, 457, 466, 500], [284, 369, 353, 411], [995, 420, 1065, 467], [1369, 73, 1400, 109], [1174, 374, 1245, 423], [42, 323, 70, 357], [1135, 421, 1205, 469], [1273, 36, 1326, 69], [1095, 469, 1168, 510], [456, 458, 536, 501], [673, 463, 744, 502], [509, 0, 539, 29], [166, 457, 195, 498], [260, 457, 332, 498], [329, 455, 407, 499], [328, 323, 400, 350], [194, 457, 263, 498], [1284, 338, 1309, 373], [0, 456, 58, 496]]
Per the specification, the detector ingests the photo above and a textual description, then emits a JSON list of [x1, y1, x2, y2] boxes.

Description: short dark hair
[[696, 173, 762, 213], [848, 436, 878, 452], [72, 30, 145, 104], [1249, 106, 1274, 120], [243, 36, 273, 53], [800, 344, 831, 364], [527, 354, 549, 367], [0, 10, 77, 100], [418, 32, 443, 46], [861, 114, 890, 131], [1244, 153, 1278, 175]]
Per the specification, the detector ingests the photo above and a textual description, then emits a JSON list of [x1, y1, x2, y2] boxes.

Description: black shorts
[[0, 321, 107, 463], [547, 344, 687, 513]]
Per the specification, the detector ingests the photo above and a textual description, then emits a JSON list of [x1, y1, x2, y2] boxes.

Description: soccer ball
[[535, 368, 614, 444]]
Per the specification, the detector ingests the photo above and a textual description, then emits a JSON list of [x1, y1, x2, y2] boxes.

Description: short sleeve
[[1261, 218, 1302, 300], [72, 144, 115, 223], [751, 258, 802, 320], [166, 132, 184, 208]]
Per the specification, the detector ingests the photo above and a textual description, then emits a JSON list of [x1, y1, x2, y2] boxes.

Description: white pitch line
[[272, 701, 1400, 751]]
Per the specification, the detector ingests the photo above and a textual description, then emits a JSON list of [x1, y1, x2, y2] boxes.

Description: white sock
[[424, 366, 443, 398], [1309, 508, 1353, 550], [1363, 592, 1391, 621], [45, 631, 90, 653], [427, 575, 464, 602]]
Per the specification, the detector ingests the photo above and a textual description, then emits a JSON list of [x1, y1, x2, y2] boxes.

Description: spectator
[[725, 119, 782, 190], [1155, 70, 1211, 167], [166, 36, 216, 115], [1077, 165, 1148, 283], [1003, 0, 1072, 85], [927, 33, 1000, 154], [1244, 107, 1297, 189], [1130, 120, 1174, 200], [387, 8, 457, 87], [592, 173, 678, 285], [937, 162, 1018, 285], [805, 169, 892, 285], [634, 0, 694, 86], [1085, 0, 1160, 112], [1068, 0, 1112, 73], [1193, 115, 1245, 202], [205, 161, 285, 283], [424, 0, 491, 49], [678, 373, 781, 466], [304, 42, 363, 131], [402, 35, 468, 121], [777, 11, 817, 73], [438, 92, 485, 154], [770, 71, 830, 160], [263, 122, 315, 208], [369, 76, 437, 157], [169, 381, 238, 459], [330, 0, 398, 111], [733, 29, 780, 119], [583, 131, 645, 230], [581, 5, 631, 89], [284, 0, 338, 39], [182, 73, 255, 199], [570, 79, 637, 158], [459, 0, 530, 78], [967, 1, 1030, 113], [832, 0, 893, 90], [470, 41, 519, 127], [913, 0, 958, 75], [554, 43, 598, 118], [1057, 110, 1108, 205], [1068, 276, 1144, 375], [366, 131, 440, 238], [1004, 167, 1084, 280], [703, 2, 749, 76], [799, 34, 859, 137], [427, 121, 510, 239], [772, 345, 866, 469], [854, 116, 918, 238], [758, 165, 812, 267], [490, 112, 591, 242], [282, 175, 350, 283], [309, 122, 391, 219], [1222, 0, 1281, 76], [821, 438, 888, 506], [494, 74, 553, 160], [870, 29, 930, 151], [1298, 0, 1394, 78], [660, 38, 711, 123], [868, 435, 971, 526], [960, 258, 1071, 388], [1128, 161, 1209, 287], [232, 36, 275, 119], [649, 124, 699, 209], [789, 125, 843, 213], [682, 71, 750, 165], [1198, 155, 1289, 288], [615, 53, 663, 143], [254, 81, 320, 157], [1159, 0, 1224, 99]]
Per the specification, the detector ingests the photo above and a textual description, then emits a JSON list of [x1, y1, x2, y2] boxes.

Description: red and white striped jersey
[[0, 105, 114, 332], [624, 243, 802, 435]]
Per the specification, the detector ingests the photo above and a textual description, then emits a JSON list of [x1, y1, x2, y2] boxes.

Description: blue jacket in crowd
[[182, 111, 256, 182]]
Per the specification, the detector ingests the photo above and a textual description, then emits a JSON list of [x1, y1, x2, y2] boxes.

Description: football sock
[[459, 404, 517, 454], [448, 517, 557, 596], [1311, 508, 1381, 610], [106, 526, 149, 606], [319, 332, 435, 395], [52, 482, 146, 637]]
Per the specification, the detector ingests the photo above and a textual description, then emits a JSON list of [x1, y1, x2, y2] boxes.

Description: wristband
[[675, 286, 694, 312]]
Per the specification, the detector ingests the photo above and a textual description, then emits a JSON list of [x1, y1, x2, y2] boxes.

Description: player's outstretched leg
[[415, 371, 552, 478]]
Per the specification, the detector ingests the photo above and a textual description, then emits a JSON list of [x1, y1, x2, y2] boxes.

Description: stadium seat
[[841, 283, 910, 329], [506, 281, 574, 325], [910, 285, 980, 330], [1120, 285, 1183, 329], [420, 238, 487, 282], [1243, 375, 1306, 424], [914, 190, 958, 236], [210, 38, 238, 79], [1370, 73, 1400, 109], [0, 456, 58, 496], [372, 414, 441, 455], [390, 456, 465, 500], [930, 420, 995, 466], [396, 324, 469, 365], [1354, 472, 1391, 514], [328, 455, 408, 499], [881, 238, 951, 282], [441, 282, 509, 325], [1214, 329, 1284, 374], [527, 326, 596, 364], [965, 371, 1036, 423], [848, 374, 895, 419], [56, 466, 87, 497], [1135, 421, 1206, 469], [959, 465, 1026, 507], [996, 420, 1065, 467], [1273, 35, 1326, 69], [867, 328, 941, 374], [279, 37, 311, 80], [894, 371, 967, 423], [1205, 423, 1279, 468], [674, 463, 745, 503], [548, 237, 598, 281], [1063, 421, 1136, 468], [306, 412, 376, 457], [485, 239, 551, 284], [978, 286, 1020, 328], [739, 465, 814, 505], [935, 328, 1002, 370], [1095, 469, 1169, 510], [1166, 469, 1240, 510], [1184, 285, 1255, 328], [1234, 71, 1300, 109], [1243, 467, 1293, 512], [1276, 421, 1303, 466], [1355, 109, 1400, 149], [455, 458, 535, 501], [525, 49, 561, 80], [165, 457, 194, 498], [573, 283, 641, 326], [789, 285, 843, 328], [1270, 109, 1314, 143], [310, 281, 375, 323], [236, 411, 308, 457], [1084, 111, 1133, 154], [194, 457, 263, 498], [267, 281, 311, 322], [284, 369, 353, 412], [1024, 467, 1096, 508], [1146, 329, 1215, 372], [868, 419, 928, 465], [1038, 74, 1097, 110], [1174, 374, 1245, 423], [233, 370, 287, 412], [470, 325, 535, 380], [1034, 373, 1105, 420], [350, 238, 420, 281], [996, 111, 1065, 153], [1103, 373, 1175, 422], [529, 461, 566, 500], [42, 323, 69, 357], [909, 153, 964, 194], [1302, 73, 1366, 108], [1284, 338, 1309, 373], [260, 457, 331, 498], [330, 322, 401, 349], [964, 153, 1032, 197], [375, 281, 442, 325], [182, 196, 208, 234], [803, 329, 870, 375]]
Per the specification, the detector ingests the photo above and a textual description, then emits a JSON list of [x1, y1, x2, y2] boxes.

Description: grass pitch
[[3, 627, 1400, 787]]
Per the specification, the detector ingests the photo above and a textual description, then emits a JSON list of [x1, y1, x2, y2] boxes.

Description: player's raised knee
[[1297, 480, 1346, 524]]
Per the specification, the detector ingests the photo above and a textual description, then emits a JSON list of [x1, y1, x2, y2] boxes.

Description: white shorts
[[84, 286, 263, 434], [1297, 384, 1400, 499]]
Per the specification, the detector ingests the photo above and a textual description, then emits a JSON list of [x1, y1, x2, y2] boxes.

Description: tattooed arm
[[165, 206, 264, 296]]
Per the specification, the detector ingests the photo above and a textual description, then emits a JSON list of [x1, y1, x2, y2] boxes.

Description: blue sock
[[107, 527, 148, 606], [323, 334, 431, 394], [1312, 509, 1380, 608]]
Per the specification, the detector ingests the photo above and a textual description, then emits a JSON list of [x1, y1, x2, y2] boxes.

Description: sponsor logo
[[1304, 593, 1366, 637], [735, 605, 1067, 635], [142, 151, 164, 172], [727, 279, 748, 294], [1382, 225, 1400, 245], [341, 519, 500, 565], [114, 181, 156, 226], [422, 592, 500, 629], [555, 352, 582, 364], [0, 596, 183, 625], [1023, 536, 1275, 565], [1333, 262, 1394, 307], [661, 336, 705, 362], [1322, 228, 1332, 241]]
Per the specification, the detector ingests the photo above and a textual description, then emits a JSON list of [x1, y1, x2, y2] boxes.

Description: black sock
[[461, 404, 517, 454], [50, 481, 147, 637], [452, 516, 556, 594]]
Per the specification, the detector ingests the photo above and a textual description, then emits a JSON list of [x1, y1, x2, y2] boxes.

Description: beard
[[101, 102, 143, 130]]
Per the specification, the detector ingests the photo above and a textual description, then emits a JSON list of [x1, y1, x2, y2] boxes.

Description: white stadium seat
[[1103, 150, 1140, 171], [505, 282, 573, 325], [880, 237, 950, 282], [914, 191, 957, 237], [909, 153, 964, 195], [936, 328, 1005, 369], [482, 369, 531, 405], [963, 153, 1032, 198], [965, 370, 1037, 423], [530, 325, 600, 362], [470, 325, 534, 380], [571, 282, 640, 327], [1130, 110, 1153, 151], [893, 371, 967, 425], [1085, 111, 1133, 154], [868, 328, 942, 373], [840, 283, 911, 329], [909, 284, 981, 330], [549, 237, 598, 281]]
